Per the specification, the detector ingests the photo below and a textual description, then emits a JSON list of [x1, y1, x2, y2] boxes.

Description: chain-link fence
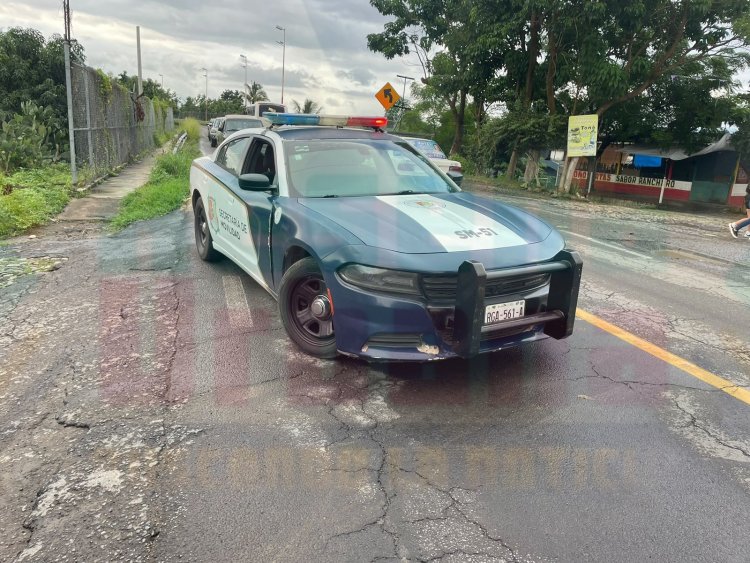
[[70, 62, 174, 178]]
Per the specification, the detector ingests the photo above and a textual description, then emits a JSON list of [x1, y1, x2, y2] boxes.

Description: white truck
[[246, 102, 287, 118]]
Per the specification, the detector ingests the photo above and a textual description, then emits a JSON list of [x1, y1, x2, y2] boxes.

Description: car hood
[[297, 193, 552, 254]]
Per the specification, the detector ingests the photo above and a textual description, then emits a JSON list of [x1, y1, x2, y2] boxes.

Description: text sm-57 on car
[[189, 112, 582, 361]]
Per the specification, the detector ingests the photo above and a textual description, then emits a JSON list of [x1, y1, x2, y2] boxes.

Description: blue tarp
[[633, 154, 663, 168]]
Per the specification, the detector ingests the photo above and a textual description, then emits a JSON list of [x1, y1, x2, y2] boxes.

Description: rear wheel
[[279, 258, 337, 358], [194, 197, 221, 262]]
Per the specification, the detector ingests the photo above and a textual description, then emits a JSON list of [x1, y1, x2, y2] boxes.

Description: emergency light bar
[[264, 113, 387, 129]]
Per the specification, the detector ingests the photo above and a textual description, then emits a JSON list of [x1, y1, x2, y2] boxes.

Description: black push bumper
[[452, 250, 583, 358]]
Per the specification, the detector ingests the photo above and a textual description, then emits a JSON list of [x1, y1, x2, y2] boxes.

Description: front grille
[[421, 272, 550, 303]]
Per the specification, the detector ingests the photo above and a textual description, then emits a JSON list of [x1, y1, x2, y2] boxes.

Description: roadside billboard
[[567, 114, 598, 157]]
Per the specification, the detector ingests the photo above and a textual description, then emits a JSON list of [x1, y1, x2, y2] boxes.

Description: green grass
[[180, 118, 201, 142], [0, 164, 73, 238], [110, 132, 200, 230]]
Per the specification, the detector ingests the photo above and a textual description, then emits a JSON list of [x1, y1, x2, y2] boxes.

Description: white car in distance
[[402, 137, 463, 185]]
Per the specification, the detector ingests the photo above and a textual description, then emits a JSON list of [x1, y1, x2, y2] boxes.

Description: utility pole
[[62, 0, 77, 183], [239, 54, 248, 112], [136, 26, 143, 96], [200, 68, 208, 121], [275, 25, 286, 105], [159, 73, 163, 88]]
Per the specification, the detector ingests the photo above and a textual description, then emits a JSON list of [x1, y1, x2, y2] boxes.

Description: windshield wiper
[[321, 194, 338, 198], [380, 190, 428, 196]]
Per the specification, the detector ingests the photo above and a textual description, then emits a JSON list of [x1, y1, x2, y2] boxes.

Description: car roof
[[270, 126, 402, 141], [224, 114, 259, 119]]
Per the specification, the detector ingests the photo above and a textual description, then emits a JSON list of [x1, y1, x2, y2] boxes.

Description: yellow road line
[[577, 308, 750, 406]]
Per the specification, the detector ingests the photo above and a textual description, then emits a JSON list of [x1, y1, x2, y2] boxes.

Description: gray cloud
[[0, 0, 417, 114], [336, 68, 376, 86]]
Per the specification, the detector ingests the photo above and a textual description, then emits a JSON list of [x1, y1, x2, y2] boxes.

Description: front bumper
[[332, 250, 583, 361]]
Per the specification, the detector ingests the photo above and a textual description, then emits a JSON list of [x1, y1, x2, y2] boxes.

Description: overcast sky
[[0, 0, 423, 114], [3, 1, 749, 115]]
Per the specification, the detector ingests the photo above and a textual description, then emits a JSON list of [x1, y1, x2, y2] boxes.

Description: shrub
[[180, 118, 201, 142]]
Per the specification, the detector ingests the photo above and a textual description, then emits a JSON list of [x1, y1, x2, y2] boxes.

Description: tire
[[279, 257, 337, 358], [194, 197, 221, 262]]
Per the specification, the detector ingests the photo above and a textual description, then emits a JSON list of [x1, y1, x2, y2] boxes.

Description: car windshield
[[405, 139, 447, 159], [283, 139, 459, 198], [224, 118, 262, 132]]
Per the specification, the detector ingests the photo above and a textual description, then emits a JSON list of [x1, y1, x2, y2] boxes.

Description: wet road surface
[[1, 137, 749, 562]]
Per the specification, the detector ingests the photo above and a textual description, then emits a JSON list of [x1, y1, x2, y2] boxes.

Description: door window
[[216, 137, 251, 176], [244, 140, 277, 185]]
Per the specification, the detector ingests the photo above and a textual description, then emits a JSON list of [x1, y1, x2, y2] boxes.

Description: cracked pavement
[[1, 149, 750, 561]]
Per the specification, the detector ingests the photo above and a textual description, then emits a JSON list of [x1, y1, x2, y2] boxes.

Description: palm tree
[[292, 98, 323, 114], [244, 81, 268, 104]]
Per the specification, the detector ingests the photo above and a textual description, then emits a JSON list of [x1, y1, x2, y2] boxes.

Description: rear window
[[224, 119, 263, 132], [256, 103, 286, 116], [405, 139, 447, 159]]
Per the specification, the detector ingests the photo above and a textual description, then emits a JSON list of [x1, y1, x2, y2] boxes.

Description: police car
[[189, 113, 582, 361]]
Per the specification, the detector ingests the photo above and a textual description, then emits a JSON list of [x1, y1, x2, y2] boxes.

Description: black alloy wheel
[[279, 258, 337, 358]]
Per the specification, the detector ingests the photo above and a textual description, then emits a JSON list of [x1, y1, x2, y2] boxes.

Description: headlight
[[338, 264, 421, 296]]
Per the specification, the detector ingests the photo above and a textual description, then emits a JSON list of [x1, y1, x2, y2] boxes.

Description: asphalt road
[[1, 133, 749, 562]]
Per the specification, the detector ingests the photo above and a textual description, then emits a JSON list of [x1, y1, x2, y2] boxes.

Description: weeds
[[0, 164, 72, 237], [110, 133, 200, 230]]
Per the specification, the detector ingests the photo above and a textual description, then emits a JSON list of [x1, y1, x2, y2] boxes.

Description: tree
[[292, 99, 323, 114], [367, 0, 503, 155], [0, 27, 85, 158], [244, 81, 268, 104], [728, 93, 750, 161], [546, 0, 750, 191]]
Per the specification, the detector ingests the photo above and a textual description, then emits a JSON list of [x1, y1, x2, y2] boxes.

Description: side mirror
[[238, 173, 271, 191], [447, 170, 463, 186]]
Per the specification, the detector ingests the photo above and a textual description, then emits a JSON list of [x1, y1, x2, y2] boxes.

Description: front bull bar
[[452, 250, 583, 358]]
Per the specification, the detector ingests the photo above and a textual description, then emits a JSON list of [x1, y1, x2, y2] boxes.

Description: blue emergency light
[[264, 113, 388, 128]]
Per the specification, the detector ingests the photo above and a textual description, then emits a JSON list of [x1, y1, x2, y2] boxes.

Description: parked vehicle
[[245, 102, 287, 118], [208, 118, 225, 147], [402, 137, 464, 186], [189, 112, 582, 361], [213, 115, 267, 147]]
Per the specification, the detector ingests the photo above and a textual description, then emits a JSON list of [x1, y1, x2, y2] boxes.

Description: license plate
[[484, 300, 525, 325]]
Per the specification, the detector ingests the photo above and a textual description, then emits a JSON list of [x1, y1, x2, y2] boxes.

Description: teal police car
[[189, 113, 583, 361]]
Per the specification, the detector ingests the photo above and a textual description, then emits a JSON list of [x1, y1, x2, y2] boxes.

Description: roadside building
[[572, 133, 748, 208]]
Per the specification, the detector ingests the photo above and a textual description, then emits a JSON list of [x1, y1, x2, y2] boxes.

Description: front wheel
[[279, 258, 337, 358], [194, 197, 221, 262]]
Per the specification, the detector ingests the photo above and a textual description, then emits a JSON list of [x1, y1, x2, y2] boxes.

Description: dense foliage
[[0, 28, 87, 173], [368, 0, 750, 188]]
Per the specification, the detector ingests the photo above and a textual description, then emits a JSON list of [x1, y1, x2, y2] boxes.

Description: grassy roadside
[[0, 126, 183, 239], [110, 119, 201, 231], [0, 164, 77, 238]]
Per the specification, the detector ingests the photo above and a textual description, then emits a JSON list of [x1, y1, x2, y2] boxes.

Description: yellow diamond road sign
[[375, 82, 401, 110]]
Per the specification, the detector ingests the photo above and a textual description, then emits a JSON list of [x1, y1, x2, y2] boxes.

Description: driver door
[[237, 137, 279, 290]]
